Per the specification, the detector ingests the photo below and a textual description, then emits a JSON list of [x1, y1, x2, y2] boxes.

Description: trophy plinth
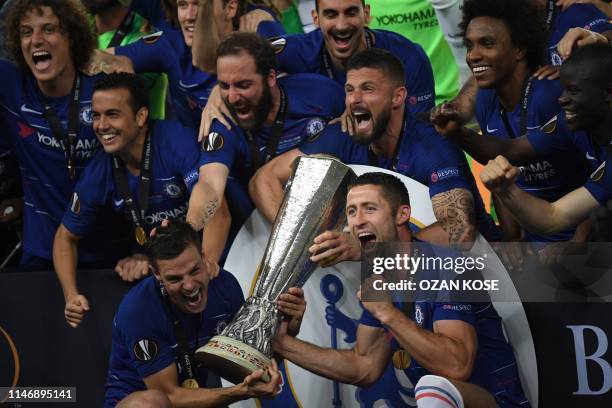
[[196, 157, 355, 383]]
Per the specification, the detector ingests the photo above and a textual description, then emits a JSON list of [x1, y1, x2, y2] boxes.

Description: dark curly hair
[[460, 0, 548, 70], [4, 0, 96, 72]]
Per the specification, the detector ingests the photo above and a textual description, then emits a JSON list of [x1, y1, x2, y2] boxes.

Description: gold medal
[[135, 226, 147, 245], [182, 378, 199, 389], [392, 349, 411, 370]]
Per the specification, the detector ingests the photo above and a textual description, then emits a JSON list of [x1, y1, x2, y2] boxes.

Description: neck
[[119, 125, 148, 175], [38, 63, 77, 98], [371, 104, 405, 158], [263, 85, 281, 126], [497, 63, 529, 111], [398, 226, 412, 243], [591, 113, 612, 147], [329, 32, 368, 70], [95, 5, 129, 34]]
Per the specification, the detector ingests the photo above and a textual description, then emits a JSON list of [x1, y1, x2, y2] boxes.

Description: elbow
[[440, 363, 473, 383], [354, 370, 382, 388]]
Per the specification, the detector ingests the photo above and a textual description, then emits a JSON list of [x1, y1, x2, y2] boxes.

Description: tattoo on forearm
[[201, 198, 219, 227], [432, 189, 476, 247]]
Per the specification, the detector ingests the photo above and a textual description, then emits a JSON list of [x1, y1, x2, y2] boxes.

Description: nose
[[347, 89, 362, 107], [188, 4, 198, 20], [31, 28, 44, 46], [96, 115, 109, 130], [466, 45, 482, 66], [227, 87, 241, 105], [353, 208, 368, 227], [558, 90, 569, 107], [335, 13, 350, 32], [183, 274, 195, 291]]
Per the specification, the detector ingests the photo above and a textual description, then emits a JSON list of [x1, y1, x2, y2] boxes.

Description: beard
[[82, 0, 121, 15], [352, 105, 392, 145], [226, 83, 273, 131]]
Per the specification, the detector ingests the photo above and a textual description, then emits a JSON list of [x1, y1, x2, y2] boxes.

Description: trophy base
[[195, 335, 272, 384]]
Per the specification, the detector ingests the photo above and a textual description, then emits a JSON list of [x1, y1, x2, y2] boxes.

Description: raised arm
[[248, 148, 302, 224]]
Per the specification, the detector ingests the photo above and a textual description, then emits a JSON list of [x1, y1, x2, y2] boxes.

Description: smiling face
[[177, 0, 199, 47], [156, 244, 210, 314], [313, 0, 370, 66], [217, 51, 274, 130], [92, 87, 148, 155], [19, 6, 74, 85], [347, 184, 405, 245], [559, 64, 611, 132], [464, 16, 523, 89], [345, 67, 397, 144]]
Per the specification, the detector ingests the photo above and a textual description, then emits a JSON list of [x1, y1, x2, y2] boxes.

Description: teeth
[[186, 27, 194, 32], [472, 66, 489, 73], [102, 134, 117, 141], [33, 51, 50, 57]]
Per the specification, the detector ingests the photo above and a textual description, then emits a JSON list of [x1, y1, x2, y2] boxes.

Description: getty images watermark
[[360, 242, 612, 303]]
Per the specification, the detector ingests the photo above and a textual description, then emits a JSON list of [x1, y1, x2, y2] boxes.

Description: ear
[[266, 68, 276, 89], [225, 0, 238, 20], [392, 86, 407, 109], [136, 107, 149, 127], [363, 4, 371, 25], [395, 204, 411, 226], [312, 8, 319, 27], [152, 266, 162, 282], [515, 44, 527, 63]]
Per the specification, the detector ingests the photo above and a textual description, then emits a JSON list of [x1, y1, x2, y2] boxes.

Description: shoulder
[[275, 30, 323, 54], [153, 119, 198, 143], [207, 269, 245, 311], [116, 276, 165, 326], [280, 74, 344, 107], [372, 29, 427, 59]]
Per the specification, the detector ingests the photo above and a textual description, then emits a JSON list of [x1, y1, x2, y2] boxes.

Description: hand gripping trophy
[[196, 156, 356, 383]]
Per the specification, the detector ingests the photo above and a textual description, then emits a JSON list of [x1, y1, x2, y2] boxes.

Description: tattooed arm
[[416, 188, 476, 249], [186, 163, 229, 231]]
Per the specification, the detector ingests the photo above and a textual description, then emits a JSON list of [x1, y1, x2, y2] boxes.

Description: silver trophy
[[196, 156, 356, 384]]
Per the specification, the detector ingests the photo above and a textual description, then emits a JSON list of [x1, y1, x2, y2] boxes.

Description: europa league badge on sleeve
[[135, 226, 147, 245], [195, 157, 356, 384]]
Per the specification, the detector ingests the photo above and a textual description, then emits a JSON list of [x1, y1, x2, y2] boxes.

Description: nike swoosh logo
[[586, 152, 597, 161], [179, 80, 200, 89], [21, 104, 42, 115], [486, 125, 498, 133], [114, 198, 124, 207]]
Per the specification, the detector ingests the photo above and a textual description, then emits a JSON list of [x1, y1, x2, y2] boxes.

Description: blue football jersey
[[199, 73, 345, 186], [300, 117, 501, 242], [359, 243, 529, 407], [61, 120, 200, 239], [104, 270, 244, 406], [475, 79, 590, 242], [548, 4, 612, 66], [0, 59, 126, 261], [118, 2, 285, 129], [273, 28, 435, 115]]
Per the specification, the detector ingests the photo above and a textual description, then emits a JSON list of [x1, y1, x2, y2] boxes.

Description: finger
[[245, 369, 265, 385], [286, 287, 304, 297], [313, 230, 337, 244], [79, 296, 90, 311], [278, 293, 305, 304]]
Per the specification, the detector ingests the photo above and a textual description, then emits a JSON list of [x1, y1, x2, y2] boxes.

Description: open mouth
[[563, 110, 577, 121], [182, 288, 202, 307], [352, 110, 372, 132], [32, 51, 52, 70], [358, 231, 377, 245], [100, 133, 118, 143], [471, 65, 491, 75], [332, 31, 354, 50], [184, 25, 194, 34]]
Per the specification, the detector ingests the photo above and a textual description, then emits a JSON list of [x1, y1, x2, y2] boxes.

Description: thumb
[[80, 296, 90, 311]]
